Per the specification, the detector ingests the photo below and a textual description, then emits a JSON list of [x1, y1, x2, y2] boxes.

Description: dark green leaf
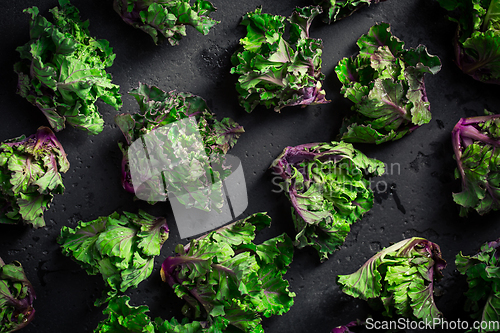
[[314, 0, 386, 24], [337, 238, 446, 321], [0, 259, 35, 332], [115, 83, 243, 207], [452, 113, 500, 216], [437, 0, 500, 83], [270, 141, 384, 260], [456, 238, 500, 330], [230, 6, 329, 113], [113, 0, 219, 45], [335, 23, 441, 144], [95, 296, 155, 333], [58, 211, 168, 305], [160, 213, 295, 332], [0, 127, 69, 227], [14, 1, 122, 135]]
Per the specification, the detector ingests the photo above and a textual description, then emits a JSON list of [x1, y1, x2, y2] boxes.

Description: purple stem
[[452, 115, 500, 186]]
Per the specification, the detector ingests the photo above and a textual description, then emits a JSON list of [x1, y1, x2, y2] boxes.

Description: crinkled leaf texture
[[0, 258, 36, 333], [314, 0, 387, 24], [58, 210, 169, 306], [437, 0, 500, 84], [95, 295, 229, 333], [335, 22, 441, 144], [113, 0, 219, 45], [95, 295, 156, 333], [336, 237, 446, 322], [451, 111, 500, 216], [160, 212, 295, 333], [0, 126, 69, 228], [230, 6, 330, 113], [14, 0, 122, 135], [270, 141, 385, 262], [115, 83, 244, 208], [456, 238, 500, 332]]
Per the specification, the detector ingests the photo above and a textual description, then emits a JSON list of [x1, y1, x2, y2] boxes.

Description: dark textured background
[[1, 0, 500, 332]]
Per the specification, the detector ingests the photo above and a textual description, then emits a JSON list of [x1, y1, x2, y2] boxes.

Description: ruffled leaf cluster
[[452, 111, 500, 216], [14, 0, 122, 135], [95, 295, 230, 333], [337, 237, 446, 322], [230, 6, 330, 113], [113, 0, 219, 45], [0, 258, 36, 333], [0, 126, 69, 228], [335, 22, 441, 144], [160, 212, 295, 332], [437, 0, 500, 84], [456, 238, 500, 332], [115, 83, 244, 208], [58, 210, 169, 305], [314, 0, 387, 24], [270, 141, 385, 261]]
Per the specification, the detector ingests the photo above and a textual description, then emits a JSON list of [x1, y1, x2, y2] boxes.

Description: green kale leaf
[[14, 0, 122, 135], [95, 295, 230, 333], [335, 22, 441, 144], [436, 0, 500, 84], [0, 127, 69, 228], [230, 6, 329, 113], [58, 210, 169, 306], [115, 83, 244, 208], [113, 0, 219, 45], [270, 141, 385, 261], [337, 237, 446, 322], [452, 111, 500, 216], [456, 238, 500, 332], [160, 212, 295, 332], [0, 258, 36, 333], [313, 0, 387, 24]]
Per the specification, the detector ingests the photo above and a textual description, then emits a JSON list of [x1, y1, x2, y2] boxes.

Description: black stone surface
[[1, 0, 500, 332]]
